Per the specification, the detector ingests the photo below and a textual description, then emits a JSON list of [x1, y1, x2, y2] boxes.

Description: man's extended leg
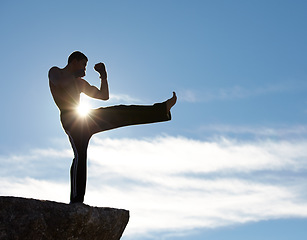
[[88, 101, 171, 134]]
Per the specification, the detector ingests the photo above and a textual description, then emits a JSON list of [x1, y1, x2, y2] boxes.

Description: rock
[[0, 196, 129, 240]]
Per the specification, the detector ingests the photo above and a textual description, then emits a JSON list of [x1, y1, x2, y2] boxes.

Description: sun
[[77, 102, 91, 117]]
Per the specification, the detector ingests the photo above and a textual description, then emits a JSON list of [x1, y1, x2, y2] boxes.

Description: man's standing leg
[[67, 130, 90, 203]]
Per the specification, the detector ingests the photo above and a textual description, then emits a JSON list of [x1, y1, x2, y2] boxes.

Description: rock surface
[[0, 196, 129, 240]]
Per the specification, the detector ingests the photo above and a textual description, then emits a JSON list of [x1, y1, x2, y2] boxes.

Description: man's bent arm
[[81, 78, 109, 100]]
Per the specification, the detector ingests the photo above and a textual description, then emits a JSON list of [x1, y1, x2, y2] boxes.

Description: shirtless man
[[49, 51, 177, 203]]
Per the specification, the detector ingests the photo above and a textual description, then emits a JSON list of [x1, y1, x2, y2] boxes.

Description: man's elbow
[[101, 96, 109, 101], [100, 94, 109, 101], [94, 90, 109, 100]]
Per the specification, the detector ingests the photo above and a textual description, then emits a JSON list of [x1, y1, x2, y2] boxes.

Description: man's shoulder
[[49, 66, 65, 84], [49, 66, 61, 77], [49, 66, 63, 87]]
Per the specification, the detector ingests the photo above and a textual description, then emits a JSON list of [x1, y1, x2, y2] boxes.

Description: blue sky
[[1, 0, 307, 239]]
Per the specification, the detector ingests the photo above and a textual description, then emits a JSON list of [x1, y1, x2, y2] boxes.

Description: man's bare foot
[[166, 92, 177, 112]]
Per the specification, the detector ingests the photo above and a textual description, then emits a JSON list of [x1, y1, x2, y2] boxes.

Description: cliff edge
[[0, 196, 129, 240]]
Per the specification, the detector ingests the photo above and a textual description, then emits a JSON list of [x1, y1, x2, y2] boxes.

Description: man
[[49, 51, 177, 203]]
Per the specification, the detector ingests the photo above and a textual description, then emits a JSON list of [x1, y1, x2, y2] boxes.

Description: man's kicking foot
[[166, 92, 177, 112]]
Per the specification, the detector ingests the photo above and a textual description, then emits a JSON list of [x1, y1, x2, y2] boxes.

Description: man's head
[[68, 51, 88, 77]]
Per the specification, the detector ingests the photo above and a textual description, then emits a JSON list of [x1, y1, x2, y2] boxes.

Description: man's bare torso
[[49, 67, 84, 112]]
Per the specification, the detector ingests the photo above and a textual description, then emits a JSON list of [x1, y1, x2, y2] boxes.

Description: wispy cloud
[[109, 93, 142, 104], [178, 89, 198, 103], [179, 80, 307, 103], [80, 92, 143, 109], [1, 136, 307, 239], [198, 124, 307, 139]]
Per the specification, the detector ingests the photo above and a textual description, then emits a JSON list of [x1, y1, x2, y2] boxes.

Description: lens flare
[[77, 102, 91, 117]]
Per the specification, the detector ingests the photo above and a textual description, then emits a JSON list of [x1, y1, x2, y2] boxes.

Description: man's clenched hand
[[94, 62, 107, 79]]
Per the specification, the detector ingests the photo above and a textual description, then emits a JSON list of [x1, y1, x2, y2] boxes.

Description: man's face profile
[[73, 59, 87, 77]]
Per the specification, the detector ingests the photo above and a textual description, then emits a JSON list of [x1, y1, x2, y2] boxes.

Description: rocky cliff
[[0, 196, 129, 240]]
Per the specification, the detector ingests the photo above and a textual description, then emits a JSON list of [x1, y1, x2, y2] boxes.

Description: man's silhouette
[[49, 51, 177, 203]]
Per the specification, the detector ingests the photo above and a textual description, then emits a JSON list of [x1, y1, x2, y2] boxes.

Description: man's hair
[[68, 51, 88, 64]]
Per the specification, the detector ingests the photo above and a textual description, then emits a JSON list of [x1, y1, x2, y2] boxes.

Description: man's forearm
[[99, 77, 109, 100]]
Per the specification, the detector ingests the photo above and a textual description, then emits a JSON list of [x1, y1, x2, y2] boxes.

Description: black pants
[[61, 102, 171, 203]]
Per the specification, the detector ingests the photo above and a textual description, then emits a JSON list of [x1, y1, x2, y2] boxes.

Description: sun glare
[[77, 102, 91, 117], [77, 93, 92, 117]]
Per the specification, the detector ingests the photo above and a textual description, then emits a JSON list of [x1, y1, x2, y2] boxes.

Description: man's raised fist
[[94, 62, 107, 79]]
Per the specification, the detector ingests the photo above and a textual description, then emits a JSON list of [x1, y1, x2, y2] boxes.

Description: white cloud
[[1, 136, 307, 238], [0, 177, 69, 203]]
